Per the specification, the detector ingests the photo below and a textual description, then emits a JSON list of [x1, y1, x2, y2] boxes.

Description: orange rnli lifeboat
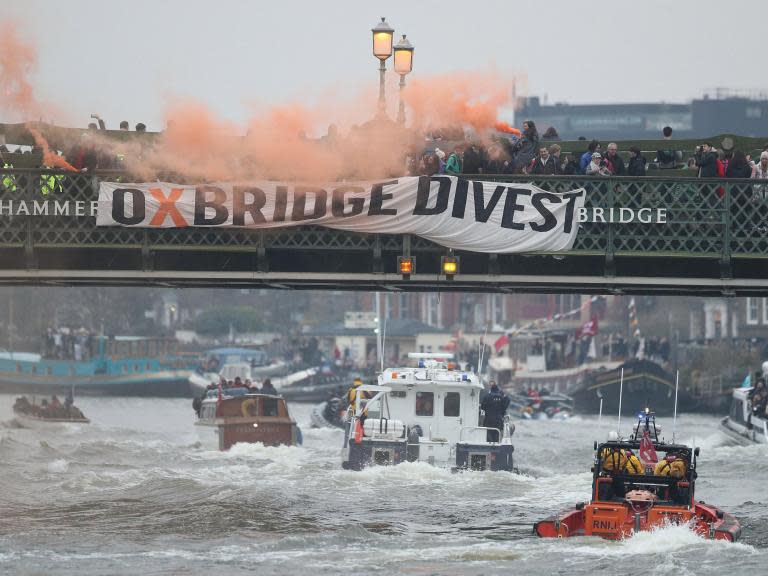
[[535, 409, 741, 542]]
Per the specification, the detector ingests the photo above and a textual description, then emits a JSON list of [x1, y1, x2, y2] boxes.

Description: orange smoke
[[26, 125, 78, 171], [494, 121, 521, 136], [125, 72, 515, 182], [0, 20, 522, 182], [404, 72, 516, 135], [0, 22, 43, 120]]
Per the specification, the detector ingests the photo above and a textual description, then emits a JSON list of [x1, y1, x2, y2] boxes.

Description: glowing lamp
[[372, 17, 394, 60], [398, 256, 414, 277], [393, 35, 414, 75], [441, 256, 459, 278]]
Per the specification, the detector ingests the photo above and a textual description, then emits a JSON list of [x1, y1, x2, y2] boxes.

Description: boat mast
[[617, 367, 624, 437], [672, 369, 680, 443]]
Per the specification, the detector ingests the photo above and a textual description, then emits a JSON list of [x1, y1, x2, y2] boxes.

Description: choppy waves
[[0, 396, 766, 575]]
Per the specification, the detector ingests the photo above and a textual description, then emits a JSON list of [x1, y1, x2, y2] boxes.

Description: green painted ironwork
[[0, 169, 765, 265]]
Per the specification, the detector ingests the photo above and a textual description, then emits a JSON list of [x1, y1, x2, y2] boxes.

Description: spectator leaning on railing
[[695, 142, 719, 178], [627, 146, 647, 176], [604, 143, 625, 175], [726, 150, 752, 179], [529, 146, 561, 175], [579, 140, 600, 174], [751, 151, 768, 201], [586, 152, 611, 176]]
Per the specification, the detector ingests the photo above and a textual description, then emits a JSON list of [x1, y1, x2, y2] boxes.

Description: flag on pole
[[494, 333, 509, 353], [628, 297, 640, 336], [576, 315, 599, 339], [639, 430, 658, 464]]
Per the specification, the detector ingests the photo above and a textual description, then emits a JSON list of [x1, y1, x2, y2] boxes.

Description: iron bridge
[[1, 169, 768, 295]]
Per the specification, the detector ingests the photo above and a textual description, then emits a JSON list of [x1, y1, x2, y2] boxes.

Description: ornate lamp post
[[371, 17, 394, 113], [393, 34, 414, 125]]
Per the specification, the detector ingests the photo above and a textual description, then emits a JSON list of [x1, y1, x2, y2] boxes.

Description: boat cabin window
[[444, 392, 460, 417], [390, 391, 406, 398], [415, 392, 434, 416], [263, 397, 279, 417]]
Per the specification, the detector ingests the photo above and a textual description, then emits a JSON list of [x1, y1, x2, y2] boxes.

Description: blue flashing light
[[418, 360, 425, 368], [462, 373, 468, 381]]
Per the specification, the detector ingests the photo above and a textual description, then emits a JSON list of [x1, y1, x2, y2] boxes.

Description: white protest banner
[[97, 176, 585, 253]]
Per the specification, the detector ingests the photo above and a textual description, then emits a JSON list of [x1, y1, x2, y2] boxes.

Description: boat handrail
[[459, 426, 501, 443], [408, 352, 454, 360]]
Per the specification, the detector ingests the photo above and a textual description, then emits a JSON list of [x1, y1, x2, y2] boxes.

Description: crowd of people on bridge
[[5, 114, 768, 188], [410, 123, 768, 184]]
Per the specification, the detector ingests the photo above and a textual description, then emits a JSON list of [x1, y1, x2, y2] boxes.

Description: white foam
[[47, 458, 69, 473], [566, 522, 755, 557]]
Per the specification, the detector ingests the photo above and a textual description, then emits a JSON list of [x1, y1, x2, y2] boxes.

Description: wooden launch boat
[[194, 388, 301, 451], [12, 396, 90, 425], [535, 409, 741, 541]]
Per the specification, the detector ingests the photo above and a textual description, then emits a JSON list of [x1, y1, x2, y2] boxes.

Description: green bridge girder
[[1, 169, 767, 295]]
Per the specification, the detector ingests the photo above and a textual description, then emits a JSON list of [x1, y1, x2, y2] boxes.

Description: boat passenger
[[480, 381, 510, 442], [654, 455, 687, 479], [623, 450, 644, 474], [749, 379, 768, 417], [345, 377, 365, 406], [261, 378, 278, 396], [234, 376, 244, 388]]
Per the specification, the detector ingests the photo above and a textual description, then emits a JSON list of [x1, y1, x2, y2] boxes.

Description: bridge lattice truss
[[1, 170, 767, 295]]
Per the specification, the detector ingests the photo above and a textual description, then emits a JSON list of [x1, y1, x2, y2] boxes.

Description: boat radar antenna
[[672, 369, 680, 443], [633, 406, 660, 442], [617, 367, 625, 438]]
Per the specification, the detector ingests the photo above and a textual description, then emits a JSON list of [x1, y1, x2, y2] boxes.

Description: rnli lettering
[[592, 519, 617, 531]]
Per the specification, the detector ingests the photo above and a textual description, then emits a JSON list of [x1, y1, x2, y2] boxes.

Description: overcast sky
[[2, 0, 763, 131]]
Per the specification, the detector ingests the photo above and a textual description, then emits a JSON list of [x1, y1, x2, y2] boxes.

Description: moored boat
[[341, 353, 515, 472], [0, 336, 192, 398], [194, 387, 301, 451], [534, 409, 741, 541], [572, 359, 687, 415]]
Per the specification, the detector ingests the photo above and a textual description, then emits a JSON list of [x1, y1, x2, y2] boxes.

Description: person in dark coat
[[260, 378, 278, 395], [529, 146, 560, 175], [480, 381, 510, 442], [462, 142, 486, 175], [695, 143, 719, 178], [604, 143, 626, 175], [725, 149, 752, 179], [627, 146, 647, 176], [508, 120, 539, 174]]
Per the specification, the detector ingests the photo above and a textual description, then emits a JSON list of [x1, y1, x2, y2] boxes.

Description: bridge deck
[[1, 170, 766, 295]]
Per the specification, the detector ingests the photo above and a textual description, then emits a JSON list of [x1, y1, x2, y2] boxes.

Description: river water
[[1, 394, 766, 575]]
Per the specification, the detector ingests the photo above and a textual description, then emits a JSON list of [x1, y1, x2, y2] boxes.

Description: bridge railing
[[0, 168, 766, 265]]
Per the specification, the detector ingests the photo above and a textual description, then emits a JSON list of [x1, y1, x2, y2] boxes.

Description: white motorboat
[[341, 353, 514, 471], [719, 386, 768, 445]]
